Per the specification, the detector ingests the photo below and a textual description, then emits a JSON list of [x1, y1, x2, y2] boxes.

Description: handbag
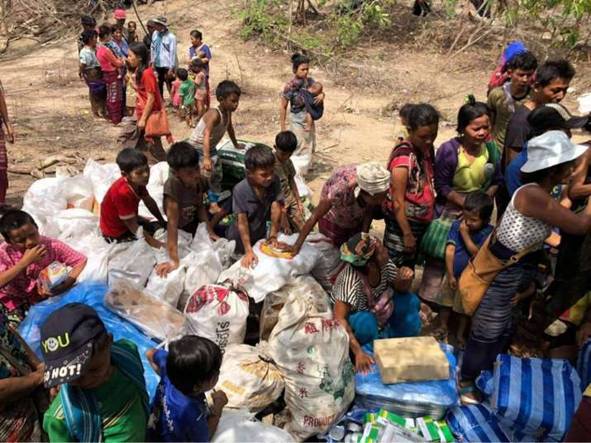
[[459, 232, 533, 316], [144, 108, 172, 141], [420, 217, 453, 260]]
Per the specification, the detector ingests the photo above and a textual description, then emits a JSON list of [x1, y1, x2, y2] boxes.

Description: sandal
[[459, 384, 481, 405]]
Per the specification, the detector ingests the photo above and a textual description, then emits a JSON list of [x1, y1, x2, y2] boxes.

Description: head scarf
[[356, 162, 390, 196], [340, 233, 377, 267]]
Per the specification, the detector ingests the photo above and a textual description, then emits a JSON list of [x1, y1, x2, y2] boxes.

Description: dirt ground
[[1, 0, 590, 208]]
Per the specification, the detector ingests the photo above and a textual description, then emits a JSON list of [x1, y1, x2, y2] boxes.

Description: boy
[[100, 148, 166, 244], [156, 142, 217, 277], [274, 130, 305, 233], [444, 191, 494, 344], [503, 59, 575, 168], [0, 210, 87, 325], [301, 81, 324, 131], [42, 303, 149, 442], [188, 80, 243, 211], [487, 51, 538, 150], [177, 68, 196, 127], [147, 335, 228, 441], [226, 145, 284, 268]]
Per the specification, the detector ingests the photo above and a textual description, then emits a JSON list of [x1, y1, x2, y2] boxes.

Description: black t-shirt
[[504, 105, 532, 152]]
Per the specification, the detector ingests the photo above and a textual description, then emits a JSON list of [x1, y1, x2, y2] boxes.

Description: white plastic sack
[[184, 284, 249, 354], [215, 344, 284, 412], [61, 175, 95, 211], [107, 237, 156, 288], [53, 208, 99, 245], [291, 153, 312, 176], [218, 234, 320, 303], [83, 159, 120, 204], [145, 265, 187, 308], [307, 233, 342, 291], [267, 275, 355, 440], [578, 92, 591, 114], [22, 177, 67, 236], [212, 410, 295, 443], [154, 228, 193, 260], [73, 233, 111, 283], [139, 161, 169, 219]]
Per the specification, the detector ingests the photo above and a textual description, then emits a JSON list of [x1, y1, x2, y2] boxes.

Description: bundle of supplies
[[37, 261, 69, 293]]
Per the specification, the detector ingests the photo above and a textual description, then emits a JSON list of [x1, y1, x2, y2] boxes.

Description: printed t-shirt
[[147, 349, 209, 442], [163, 174, 203, 230], [100, 177, 147, 238], [274, 157, 296, 201], [447, 220, 494, 278], [135, 67, 163, 120], [43, 340, 148, 443]]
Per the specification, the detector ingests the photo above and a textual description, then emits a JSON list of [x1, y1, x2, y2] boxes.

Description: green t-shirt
[[179, 79, 196, 107], [43, 341, 148, 442]]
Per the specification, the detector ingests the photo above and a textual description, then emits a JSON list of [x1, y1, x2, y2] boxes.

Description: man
[[150, 16, 177, 98]]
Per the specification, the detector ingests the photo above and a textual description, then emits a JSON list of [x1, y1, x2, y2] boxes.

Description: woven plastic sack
[[577, 338, 591, 390], [447, 404, 511, 442]]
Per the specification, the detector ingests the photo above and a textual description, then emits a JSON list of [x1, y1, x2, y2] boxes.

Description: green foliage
[[238, 0, 288, 42]]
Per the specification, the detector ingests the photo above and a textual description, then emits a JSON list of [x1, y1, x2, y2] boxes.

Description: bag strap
[[487, 228, 537, 269]]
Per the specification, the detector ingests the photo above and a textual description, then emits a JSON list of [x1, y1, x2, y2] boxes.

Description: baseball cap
[[528, 103, 590, 132], [114, 8, 127, 20], [40, 303, 106, 388], [521, 130, 588, 173]]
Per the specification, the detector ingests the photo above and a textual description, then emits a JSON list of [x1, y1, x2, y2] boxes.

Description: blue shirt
[[388, 292, 421, 338], [447, 220, 493, 278], [506, 142, 528, 197], [148, 350, 209, 442]]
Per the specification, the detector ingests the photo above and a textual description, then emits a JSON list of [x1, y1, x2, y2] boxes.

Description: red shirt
[[134, 67, 162, 120], [100, 177, 146, 238]]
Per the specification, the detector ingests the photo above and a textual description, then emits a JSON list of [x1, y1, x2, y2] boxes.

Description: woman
[[460, 130, 591, 403], [279, 53, 325, 162], [0, 80, 14, 206], [419, 98, 502, 319], [96, 24, 125, 125], [332, 234, 416, 373], [288, 162, 390, 255], [0, 311, 47, 441], [383, 103, 439, 268], [127, 42, 167, 164], [79, 29, 106, 119]]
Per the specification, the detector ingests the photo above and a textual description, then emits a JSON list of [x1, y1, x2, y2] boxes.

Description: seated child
[[190, 58, 208, 120], [226, 145, 284, 268], [100, 148, 166, 244], [156, 142, 217, 277], [274, 130, 305, 233], [443, 191, 494, 345], [0, 210, 87, 325], [301, 81, 324, 131], [147, 335, 228, 442], [177, 68, 196, 127], [42, 303, 149, 442]]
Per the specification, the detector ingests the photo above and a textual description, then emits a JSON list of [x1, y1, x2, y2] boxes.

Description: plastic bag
[[307, 233, 342, 291], [83, 159, 121, 204], [22, 177, 67, 236], [447, 404, 511, 442], [139, 161, 169, 219], [355, 344, 459, 419], [73, 233, 111, 283], [145, 265, 187, 309], [18, 282, 160, 400], [107, 237, 156, 288], [105, 280, 193, 341], [61, 174, 95, 211], [267, 275, 355, 440], [259, 285, 291, 341], [212, 410, 295, 443], [218, 234, 320, 303], [578, 92, 591, 114], [53, 208, 99, 245], [184, 284, 249, 355], [214, 343, 284, 412]]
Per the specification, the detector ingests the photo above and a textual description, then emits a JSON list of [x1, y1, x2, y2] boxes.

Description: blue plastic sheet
[[354, 344, 459, 419], [18, 281, 160, 400]]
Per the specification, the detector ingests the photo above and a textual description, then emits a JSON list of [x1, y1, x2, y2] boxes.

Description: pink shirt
[[0, 237, 86, 311]]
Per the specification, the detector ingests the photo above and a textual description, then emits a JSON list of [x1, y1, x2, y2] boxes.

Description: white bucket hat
[[521, 130, 588, 173]]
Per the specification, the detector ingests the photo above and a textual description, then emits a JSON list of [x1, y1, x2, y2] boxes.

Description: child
[[190, 58, 208, 120], [226, 145, 284, 268], [127, 21, 138, 43], [41, 303, 149, 442], [188, 80, 243, 212], [274, 130, 305, 233], [171, 72, 182, 110], [0, 210, 87, 325], [188, 30, 211, 106], [156, 142, 217, 277], [177, 68, 196, 127], [487, 51, 538, 150], [301, 81, 324, 131], [100, 148, 166, 244], [147, 335, 228, 441], [443, 191, 494, 345]]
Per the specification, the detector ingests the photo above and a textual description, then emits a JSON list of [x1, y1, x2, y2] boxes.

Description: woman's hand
[[402, 232, 416, 253], [354, 350, 375, 374]]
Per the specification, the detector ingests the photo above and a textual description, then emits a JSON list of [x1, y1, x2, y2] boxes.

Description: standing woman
[[96, 24, 125, 124], [279, 53, 325, 162], [127, 42, 167, 164], [460, 131, 591, 403], [0, 81, 14, 206], [383, 104, 439, 268], [79, 29, 105, 119]]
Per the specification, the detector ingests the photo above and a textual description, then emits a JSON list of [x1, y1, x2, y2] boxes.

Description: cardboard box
[[374, 337, 449, 384]]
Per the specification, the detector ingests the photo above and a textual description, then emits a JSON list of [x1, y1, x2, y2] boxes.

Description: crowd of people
[[0, 5, 591, 442]]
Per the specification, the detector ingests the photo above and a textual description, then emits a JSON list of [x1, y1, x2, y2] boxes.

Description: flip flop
[[459, 384, 481, 405]]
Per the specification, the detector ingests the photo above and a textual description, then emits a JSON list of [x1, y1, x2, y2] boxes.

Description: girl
[[383, 103, 438, 268], [96, 24, 125, 125], [460, 131, 591, 403], [79, 30, 105, 119], [191, 58, 208, 120], [279, 53, 325, 160], [127, 42, 167, 164], [0, 80, 13, 206]]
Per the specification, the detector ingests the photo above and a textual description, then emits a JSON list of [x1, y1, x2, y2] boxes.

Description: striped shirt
[[331, 260, 398, 312]]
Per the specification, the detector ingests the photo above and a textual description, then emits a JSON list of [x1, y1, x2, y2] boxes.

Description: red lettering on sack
[[304, 322, 319, 334]]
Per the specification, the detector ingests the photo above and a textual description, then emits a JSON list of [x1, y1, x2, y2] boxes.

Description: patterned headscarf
[[340, 233, 377, 267]]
